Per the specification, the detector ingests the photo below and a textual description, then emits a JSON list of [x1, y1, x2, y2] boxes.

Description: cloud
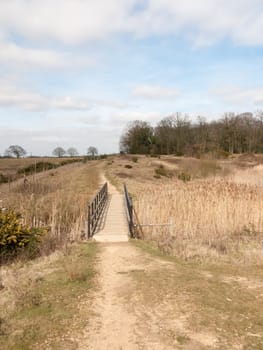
[[0, 79, 129, 111], [133, 85, 179, 100], [213, 86, 263, 107], [1, 1, 263, 46], [109, 111, 162, 126], [0, 82, 91, 111], [0, 0, 133, 44], [0, 40, 63, 68], [0, 39, 95, 69], [126, 0, 263, 46]]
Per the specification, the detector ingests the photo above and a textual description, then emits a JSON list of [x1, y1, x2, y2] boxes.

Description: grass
[[0, 242, 98, 350], [130, 240, 263, 349], [134, 177, 263, 262], [105, 154, 263, 264], [0, 161, 100, 258]]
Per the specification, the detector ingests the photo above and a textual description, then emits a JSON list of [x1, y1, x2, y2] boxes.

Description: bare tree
[[52, 147, 66, 157], [67, 147, 79, 157], [87, 146, 98, 159], [5, 145, 27, 158]]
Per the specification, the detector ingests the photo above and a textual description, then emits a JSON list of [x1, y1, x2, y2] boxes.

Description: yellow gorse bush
[[0, 208, 47, 259]]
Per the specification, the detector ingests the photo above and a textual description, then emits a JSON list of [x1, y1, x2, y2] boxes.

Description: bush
[[17, 162, 58, 175], [59, 158, 81, 166], [99, 154, 108, 159], [0, 209, 47, 262], [155, 165, 168, 177], [132, 156, 138, 163], [125, 164, 133, 169], [177, 171, 191, 182], [215, 150, 230, 159], [0, 173, 8, 184]]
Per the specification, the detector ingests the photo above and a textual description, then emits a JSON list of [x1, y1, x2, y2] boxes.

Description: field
[[0, 158, 100, 258], [106, 154, 263, 264], [1, 154, 263, 349]]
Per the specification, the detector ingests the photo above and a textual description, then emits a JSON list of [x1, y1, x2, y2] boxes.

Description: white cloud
[[109, 110, 162, 126], [52, 97, 91, 111], [213, 86, 263, 107], [0, 79, 130, 111], [0, 0, 134, 44], [133, 85, 179, 100], [0, 41, 63, 68], [126, 0, 263, 46], [1, 1, 263, 46], [0, 39, 95, 69], [0, 80, 92, 111]]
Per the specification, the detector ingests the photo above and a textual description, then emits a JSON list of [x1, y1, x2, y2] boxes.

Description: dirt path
[[75, 242, 175, 350]]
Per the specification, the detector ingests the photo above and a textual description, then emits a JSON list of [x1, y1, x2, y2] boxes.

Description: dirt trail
[[64, 174, 219, 349], [75, 242, 175, 350]]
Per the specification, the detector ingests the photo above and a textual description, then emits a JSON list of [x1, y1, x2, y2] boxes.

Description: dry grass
[[135, 178, 263, 262], [130, 240, 263, 349], [0, 161, 100, 257], [0, 157, 67, 176], [0, 242, 98, 350], [106, 154, 263, 263]]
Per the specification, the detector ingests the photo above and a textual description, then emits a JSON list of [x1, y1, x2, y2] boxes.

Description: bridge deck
[[93, 182, 129, 242]]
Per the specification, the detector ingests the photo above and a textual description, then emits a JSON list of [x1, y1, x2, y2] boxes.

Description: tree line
[[1, 145, 98, 158], [120, 112, 263, 156]]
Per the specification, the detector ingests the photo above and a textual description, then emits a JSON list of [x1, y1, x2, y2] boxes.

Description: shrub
[[215, 149, 230, 159], [0, 173, 8, 184], [125, 164, 133, 169], [177, 171, 191, 182], [155, 165, 168, 177], [17, 162, 58, 175], [132, 156, 138, 163], [0, 209, 47, 262], [99, 154, 108, 159], [59, 158, 81, 166]]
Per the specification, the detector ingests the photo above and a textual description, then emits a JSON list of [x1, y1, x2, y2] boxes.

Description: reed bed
[[133, 174, 263, 262]]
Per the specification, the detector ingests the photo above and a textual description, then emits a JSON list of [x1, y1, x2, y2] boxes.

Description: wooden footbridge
[[87, 180, 135, 242]]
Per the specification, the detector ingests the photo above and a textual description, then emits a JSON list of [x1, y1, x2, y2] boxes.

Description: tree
[[52, 147, 66, 157], [120, 120, 154, 154], [87, 146, 98, 159], [4, 145, 27, 158], [67, 147, 79, 157]]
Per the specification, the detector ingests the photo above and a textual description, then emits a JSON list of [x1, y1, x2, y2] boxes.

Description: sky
[[1, 0, 263, 155]]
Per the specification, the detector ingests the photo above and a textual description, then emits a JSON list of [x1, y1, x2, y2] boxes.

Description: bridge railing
[[123, 183, 134, 238], [87, 182, 108, 238]]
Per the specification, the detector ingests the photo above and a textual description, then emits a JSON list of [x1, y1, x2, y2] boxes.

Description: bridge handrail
[[87, 182, 108, 238], [123, 183, 134, 238]]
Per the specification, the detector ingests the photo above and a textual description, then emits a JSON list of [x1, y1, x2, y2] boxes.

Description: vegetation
[[131, 240, 263, 349], [0, 160, 100, 260], [106, 154, 263, 264], [52, 147, 66, 157], [67, 147, 79, 157], [0, 243, 98, 349], [4, 145, 27, 158], [87, 146, 98, 159], [120, 112, 263, 155], [0, 209, 47, 263]]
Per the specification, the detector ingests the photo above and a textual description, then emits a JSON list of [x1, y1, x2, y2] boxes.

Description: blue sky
[[0, 0, 263, 155]]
